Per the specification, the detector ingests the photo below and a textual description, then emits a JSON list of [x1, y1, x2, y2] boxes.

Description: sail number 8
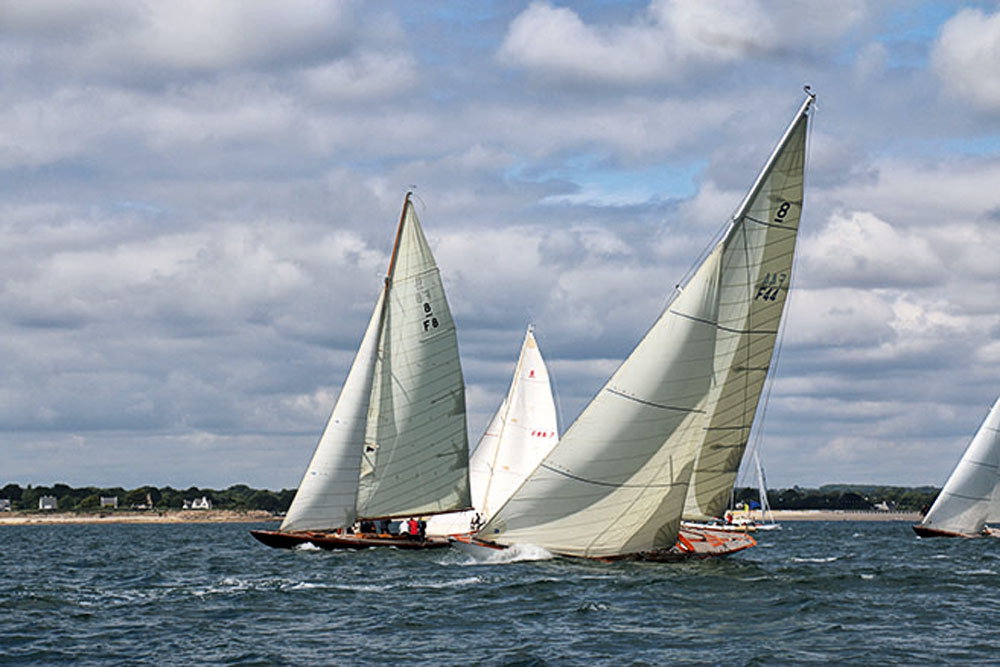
[[773, 201, 791, 224], [422, 301, 440, 331]]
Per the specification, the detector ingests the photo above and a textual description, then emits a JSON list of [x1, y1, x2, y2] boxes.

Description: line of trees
[[0, 483, 295, 513], [3, 482, 939, 514], [734, 484, 939, 513]]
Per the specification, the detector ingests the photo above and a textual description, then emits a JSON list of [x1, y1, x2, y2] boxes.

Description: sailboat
[[251, 193, 472, 550], [751, 450, 780, 530], [452, 88, 815, 562], [686, 449, 780, 533], [426, 325, 560, 536], [913, 396, 1000, 538]]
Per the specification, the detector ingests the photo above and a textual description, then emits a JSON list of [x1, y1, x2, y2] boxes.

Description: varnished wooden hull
[[911, 524, 1000, 539], [250, 529, 450, 550]]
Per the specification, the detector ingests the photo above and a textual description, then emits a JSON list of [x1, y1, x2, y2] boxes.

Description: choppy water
[[3, 520, 1000, 664]]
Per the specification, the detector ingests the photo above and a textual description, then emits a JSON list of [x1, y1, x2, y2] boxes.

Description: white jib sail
[[471, 327, 559, 520], [355, 199, 471, 519], [481, 91, 814, 558], [280, 289, 386, 532], [682, 98, 811, 521], [920, 396, 1000, 536]]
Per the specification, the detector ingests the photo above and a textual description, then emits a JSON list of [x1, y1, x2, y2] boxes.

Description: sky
[[1, 0, 999, 491]]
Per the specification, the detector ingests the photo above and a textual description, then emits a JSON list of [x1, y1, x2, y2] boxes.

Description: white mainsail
[[918, 397, 1000, 537], [470, 326, 559, 520], [681, 94, 811, 522], [480, 91, 814, 558], [281, 194, 470, 531]]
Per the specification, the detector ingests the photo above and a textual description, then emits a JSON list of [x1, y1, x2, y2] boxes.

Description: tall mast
[[385, 191, 412, 285]]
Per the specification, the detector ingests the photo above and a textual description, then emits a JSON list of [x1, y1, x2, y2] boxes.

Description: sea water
[[2, 520, 1000, 664]]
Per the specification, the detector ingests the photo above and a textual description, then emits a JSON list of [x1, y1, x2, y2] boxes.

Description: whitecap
[[791, 556, 838, 563], [451, 541, 554, 565], [418, 576, 483, 589], [483, 543, 554, 564]]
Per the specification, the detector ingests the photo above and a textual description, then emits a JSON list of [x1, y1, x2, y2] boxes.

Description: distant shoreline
[[0, 508, 921, 526], [0, 509, 281, 526], [766, 510, 921, 522]]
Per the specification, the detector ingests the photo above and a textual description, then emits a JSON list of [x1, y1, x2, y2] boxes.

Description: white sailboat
[[454, 89, 815, 561], [427, 325, 560, 536], [913, 396, 1000, 538], [687, 449, 781, 533], [751, 450, 780, 530], [252, 193, 472, 550]]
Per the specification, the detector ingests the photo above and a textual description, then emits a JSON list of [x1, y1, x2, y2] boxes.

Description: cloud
[[932, 7, 1000, 111], [0, 0, 361, 82], [299, 51, 419, 102], [800, 210, 945, 289], [497, 0, 865, 85]]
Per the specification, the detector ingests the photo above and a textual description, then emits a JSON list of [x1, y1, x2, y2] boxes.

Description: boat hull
[[449, 526, 756, 562], [250, 529, 450, 550], [681, 519, 758, 533], [911, 524, 1000, 539]]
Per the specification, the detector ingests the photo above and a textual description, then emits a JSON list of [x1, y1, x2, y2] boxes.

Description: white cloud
[[800, 210, 945, 289], [300, 51, 419, 102], [932, 7, 1000, 111], [498, 0, 864, 85]]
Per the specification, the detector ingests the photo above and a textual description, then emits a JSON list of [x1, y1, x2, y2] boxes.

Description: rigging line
[[672, 218, 729, 297]]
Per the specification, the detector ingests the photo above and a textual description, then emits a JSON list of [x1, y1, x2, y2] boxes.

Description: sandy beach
[[0, 509, 281, 526]]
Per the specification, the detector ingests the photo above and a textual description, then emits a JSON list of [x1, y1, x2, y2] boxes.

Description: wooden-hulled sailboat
[[913, 396, 1000, 538], [453, 89, 815, 562], [426, 325, 560, 536], [251, 193, 471, 550]]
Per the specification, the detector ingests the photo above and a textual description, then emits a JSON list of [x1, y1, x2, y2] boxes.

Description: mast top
[[386, 192, 413, 284]]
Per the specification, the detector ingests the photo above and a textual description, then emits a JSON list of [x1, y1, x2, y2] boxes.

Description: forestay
[[480, 92, 814, 558], [919, 397, 1000, 536], [280, 291, 385, 532]]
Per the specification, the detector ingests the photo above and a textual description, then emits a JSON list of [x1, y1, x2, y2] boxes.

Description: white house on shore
[[0, 499, 10, 511], [183, 496, 212, 510], [38, 495, 58, 510], [100, 497, 118, 509]]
